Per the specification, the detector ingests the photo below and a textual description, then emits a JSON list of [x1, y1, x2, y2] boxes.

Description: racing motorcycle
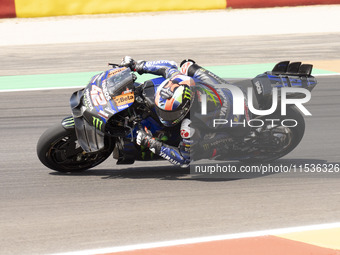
[[37, 61, 317, 172]]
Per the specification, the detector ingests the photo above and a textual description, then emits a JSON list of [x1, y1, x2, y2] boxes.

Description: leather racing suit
[[134, 59, 250, 166]]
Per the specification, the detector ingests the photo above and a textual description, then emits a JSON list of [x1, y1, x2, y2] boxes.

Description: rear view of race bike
[[37, 60, 317, 173]]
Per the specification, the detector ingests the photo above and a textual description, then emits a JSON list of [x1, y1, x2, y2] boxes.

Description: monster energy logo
[[183, 87, 191, 100], [93, 116, 103, 130], [62, 117, 75, 127]]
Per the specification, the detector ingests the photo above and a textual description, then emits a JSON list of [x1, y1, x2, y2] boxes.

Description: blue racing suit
[[135, 60, 249, 166]]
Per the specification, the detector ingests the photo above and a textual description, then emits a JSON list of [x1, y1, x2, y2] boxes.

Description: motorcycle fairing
[[69, 89, 105, 152], [61, 116, 75, 129], [70, 67, 135, 152], [251, 61, 317, 109]]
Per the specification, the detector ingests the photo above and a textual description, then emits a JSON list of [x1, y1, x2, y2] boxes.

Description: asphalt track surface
[[1, 34, 340, 255]]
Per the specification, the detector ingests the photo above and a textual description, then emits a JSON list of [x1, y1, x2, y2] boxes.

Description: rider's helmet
[[154, 74, 195, 127]]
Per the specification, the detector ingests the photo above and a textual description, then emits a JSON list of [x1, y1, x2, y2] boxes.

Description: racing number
[[90, 85, 107, 106]]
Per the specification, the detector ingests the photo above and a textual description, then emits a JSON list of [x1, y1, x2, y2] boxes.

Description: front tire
[[37, 122, 114, 173]]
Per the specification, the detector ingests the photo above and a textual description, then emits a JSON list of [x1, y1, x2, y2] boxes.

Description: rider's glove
[[136, 127, 162, 154], [120, 56, 136, 70], [120, 56, 145, 74]]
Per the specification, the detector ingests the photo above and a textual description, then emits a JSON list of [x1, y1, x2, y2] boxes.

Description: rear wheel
[[37, 122, 114, 173], [241, 106, 305, 163]]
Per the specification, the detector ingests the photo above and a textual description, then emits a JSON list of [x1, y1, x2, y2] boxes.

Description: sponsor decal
[[84, 89, 94, 111], [183, 87, 191, 100], [216, 88, 229, 118], [159, 150, 180, 165], [181, 129, 190, 138], [107, 67, 127, 78], [101, 79, 111, 101], [98, 110, 109, 120], [92, 116, 103, 130], [117, 104, 130, 111], [113, 92, 134, 107], [62, 117, 74, 127], [105, 107, 116, 115]]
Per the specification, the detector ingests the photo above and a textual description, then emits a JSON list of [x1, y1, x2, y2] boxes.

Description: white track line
[[49, 222, 340, 255]]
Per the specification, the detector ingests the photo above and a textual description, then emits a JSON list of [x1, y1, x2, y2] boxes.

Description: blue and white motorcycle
[[37, 61, 317, 173]]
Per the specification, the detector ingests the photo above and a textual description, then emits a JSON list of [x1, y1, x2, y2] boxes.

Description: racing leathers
[[121, 57, 249, 166], [132, 59, 192, 166]]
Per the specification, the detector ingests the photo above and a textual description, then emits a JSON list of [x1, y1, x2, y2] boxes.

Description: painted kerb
[[0, 0, 16, 18], [227, 0, 340, 8]]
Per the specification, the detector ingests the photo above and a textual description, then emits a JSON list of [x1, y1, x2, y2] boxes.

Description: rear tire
[[241, 106, 305, 163], [37, 122, 114, 173]]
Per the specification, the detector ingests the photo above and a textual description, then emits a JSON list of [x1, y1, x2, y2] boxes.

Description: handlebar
[[108, 63, 120, 68]]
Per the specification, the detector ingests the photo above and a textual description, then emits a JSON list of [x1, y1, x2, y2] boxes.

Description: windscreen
[[106, 67, 134, 96]]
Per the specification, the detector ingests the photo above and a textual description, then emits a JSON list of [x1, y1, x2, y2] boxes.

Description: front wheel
[[37, 122, 114, 173]]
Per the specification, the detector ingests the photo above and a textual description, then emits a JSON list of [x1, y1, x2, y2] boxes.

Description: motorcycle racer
[[120, 56, 250, 167]]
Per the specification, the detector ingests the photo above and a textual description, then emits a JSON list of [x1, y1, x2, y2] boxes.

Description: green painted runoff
[[0, 63, 336, 91]]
